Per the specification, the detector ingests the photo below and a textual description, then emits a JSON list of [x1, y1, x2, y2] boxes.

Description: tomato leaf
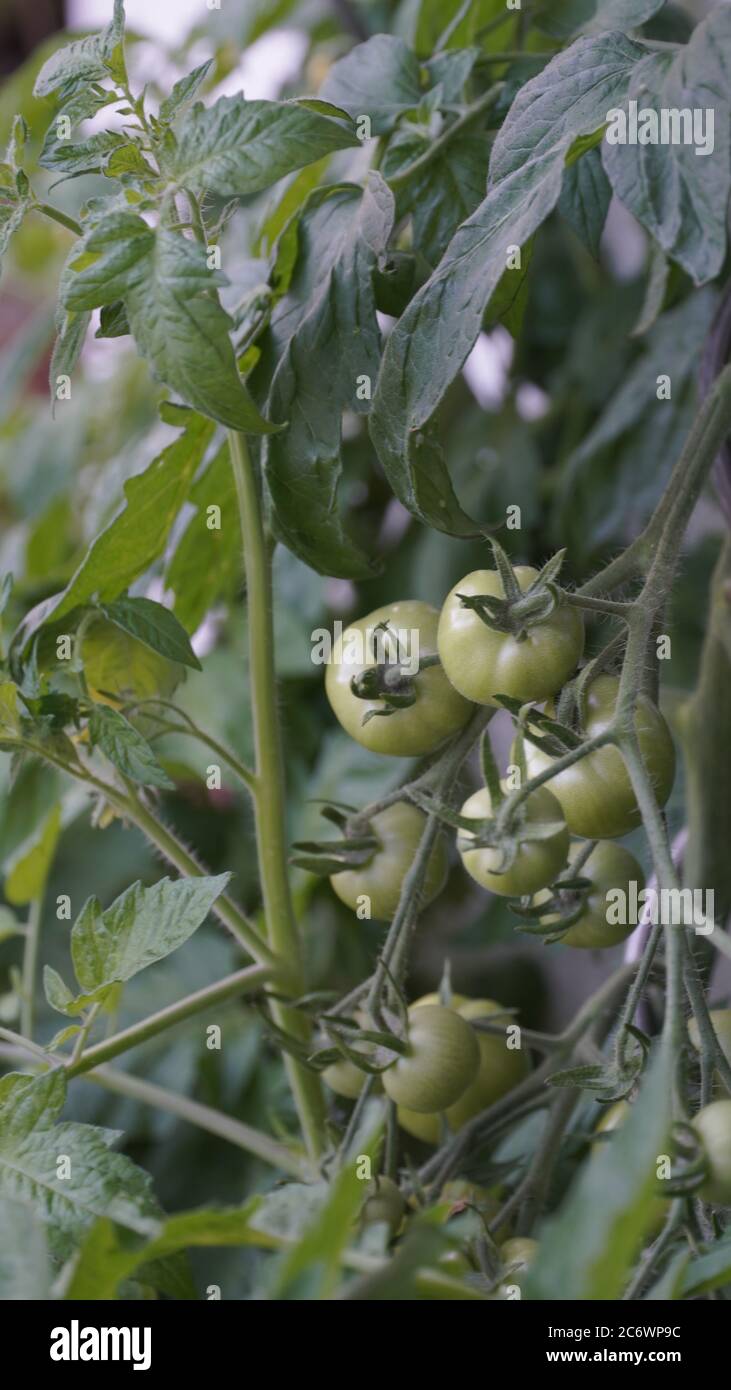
[[0, 1071, 159, 1259], [558, 147, 611, 259], [370, 32, 644, 535], [535, 0, 665, 38], [0, 1196, 50, 1300], [61, 212, 276, 432], [164, 442, 240, 632], [33, 0, 126, 97], [167, 94, 359, 197], [88, 704, 174, 789], [45, 407, 214, 624], [4, 802, 61, 906], [69, 873, 231, 996], [319, 35, 423, 135], [602, 9, 731, 286], [523, 1043, 673, 1300], [98, 596, 201, 669], [261, 176, 393, 577]]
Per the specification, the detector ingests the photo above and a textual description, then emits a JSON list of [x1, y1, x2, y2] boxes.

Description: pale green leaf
[[319, 35, 422, 134], [33, 0, 126, 97], [4, 803, 61, 906], [88, 705, 174, 789], [168, 94, 359, 197], [0, 1070, 159, 1258], [70, 873, 231, 994], [45, 407, 214, 624], [0, 1196, 50, 1299]]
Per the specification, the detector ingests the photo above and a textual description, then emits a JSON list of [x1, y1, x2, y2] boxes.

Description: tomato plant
[[0, 0, 730, 1316]]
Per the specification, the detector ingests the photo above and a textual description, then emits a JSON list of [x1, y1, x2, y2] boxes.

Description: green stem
[[34, 202, 83, 237], [118, 785, 277, 969], [67, 964, 270, 1077], [228, 428, 325, 1163], [20, 894, 44, 1042], [69, 1002, 101, 1068], [84, 1065, 311, 1180], [386, 84, 503, 189]]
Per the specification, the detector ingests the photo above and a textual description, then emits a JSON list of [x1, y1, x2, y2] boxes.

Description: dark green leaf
[[383, 124, 488, 268], [602, 10, 731, 285], [558, 148, 611, 258], [370, 34, 643, 534], [61, 212, 276, 432], [262, 176, 393, 577]]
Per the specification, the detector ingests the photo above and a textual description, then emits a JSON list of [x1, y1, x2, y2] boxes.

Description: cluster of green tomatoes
[[319, 560, 677, 1132]]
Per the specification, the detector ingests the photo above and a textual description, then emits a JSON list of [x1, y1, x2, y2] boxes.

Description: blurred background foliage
[[0, 0, 728, 1297]]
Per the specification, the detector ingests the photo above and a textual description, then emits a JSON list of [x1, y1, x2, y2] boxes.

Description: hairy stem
[[228, 428, 325, 1162]]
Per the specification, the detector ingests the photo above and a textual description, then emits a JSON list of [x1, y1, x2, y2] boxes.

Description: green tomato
[[398, 995, 529, 1145], [458, 783, 569, 897], [361, 1176, 405, 1233], [523, 676, 675, 839], [322, 1011, 381, 1100], [533, 841, 645, 949], [382, 1004, 480, 1114], [330, 803, 448, 921], [693, 1100, 731, 1205], [437, 566, 584, 706], [325, 600, 472, 757], [500, 1237, 538, 1273]]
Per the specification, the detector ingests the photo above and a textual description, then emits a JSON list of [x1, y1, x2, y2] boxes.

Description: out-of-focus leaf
[[535, 0, 665, 38], [4, 802, 61, 905], [680, 1234, 731, 1296], [319, 35, 422, 135], [523, 1044, 672, 1300], [0, 1071, 159, 1259], [602, 10, 731, 285], [262, 176, 393, 577], [370, 33, 642, 535], [643, 1248, 688, 1299], [46, 407, 214, 623], [0, 1196, 50, 1299], [165, 443, 239, 632], [554, 290, 717, 562], [558, 148, 611, 259]]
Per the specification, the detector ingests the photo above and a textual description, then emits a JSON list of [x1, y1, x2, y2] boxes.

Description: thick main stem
[[228, 430, 325, 1162]]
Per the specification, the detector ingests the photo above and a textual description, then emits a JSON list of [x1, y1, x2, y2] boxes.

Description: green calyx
[[459, 541, 567, 641]]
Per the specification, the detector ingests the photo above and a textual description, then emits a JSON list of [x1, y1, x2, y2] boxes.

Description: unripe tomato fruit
[[693, 1100, 731, 1205], [458, 783, 568, 897], [329, 803, 448, 921], [325, 600, 472, 757], [437, 567, 584, 706], [322, 1012, 381, 1100], [533, 841, 645, 949], [523, 676, 675, 839], [382, 1004, 480, 1113], [361, 1176, 405, 1233], [398, 995, 529, 1144]]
